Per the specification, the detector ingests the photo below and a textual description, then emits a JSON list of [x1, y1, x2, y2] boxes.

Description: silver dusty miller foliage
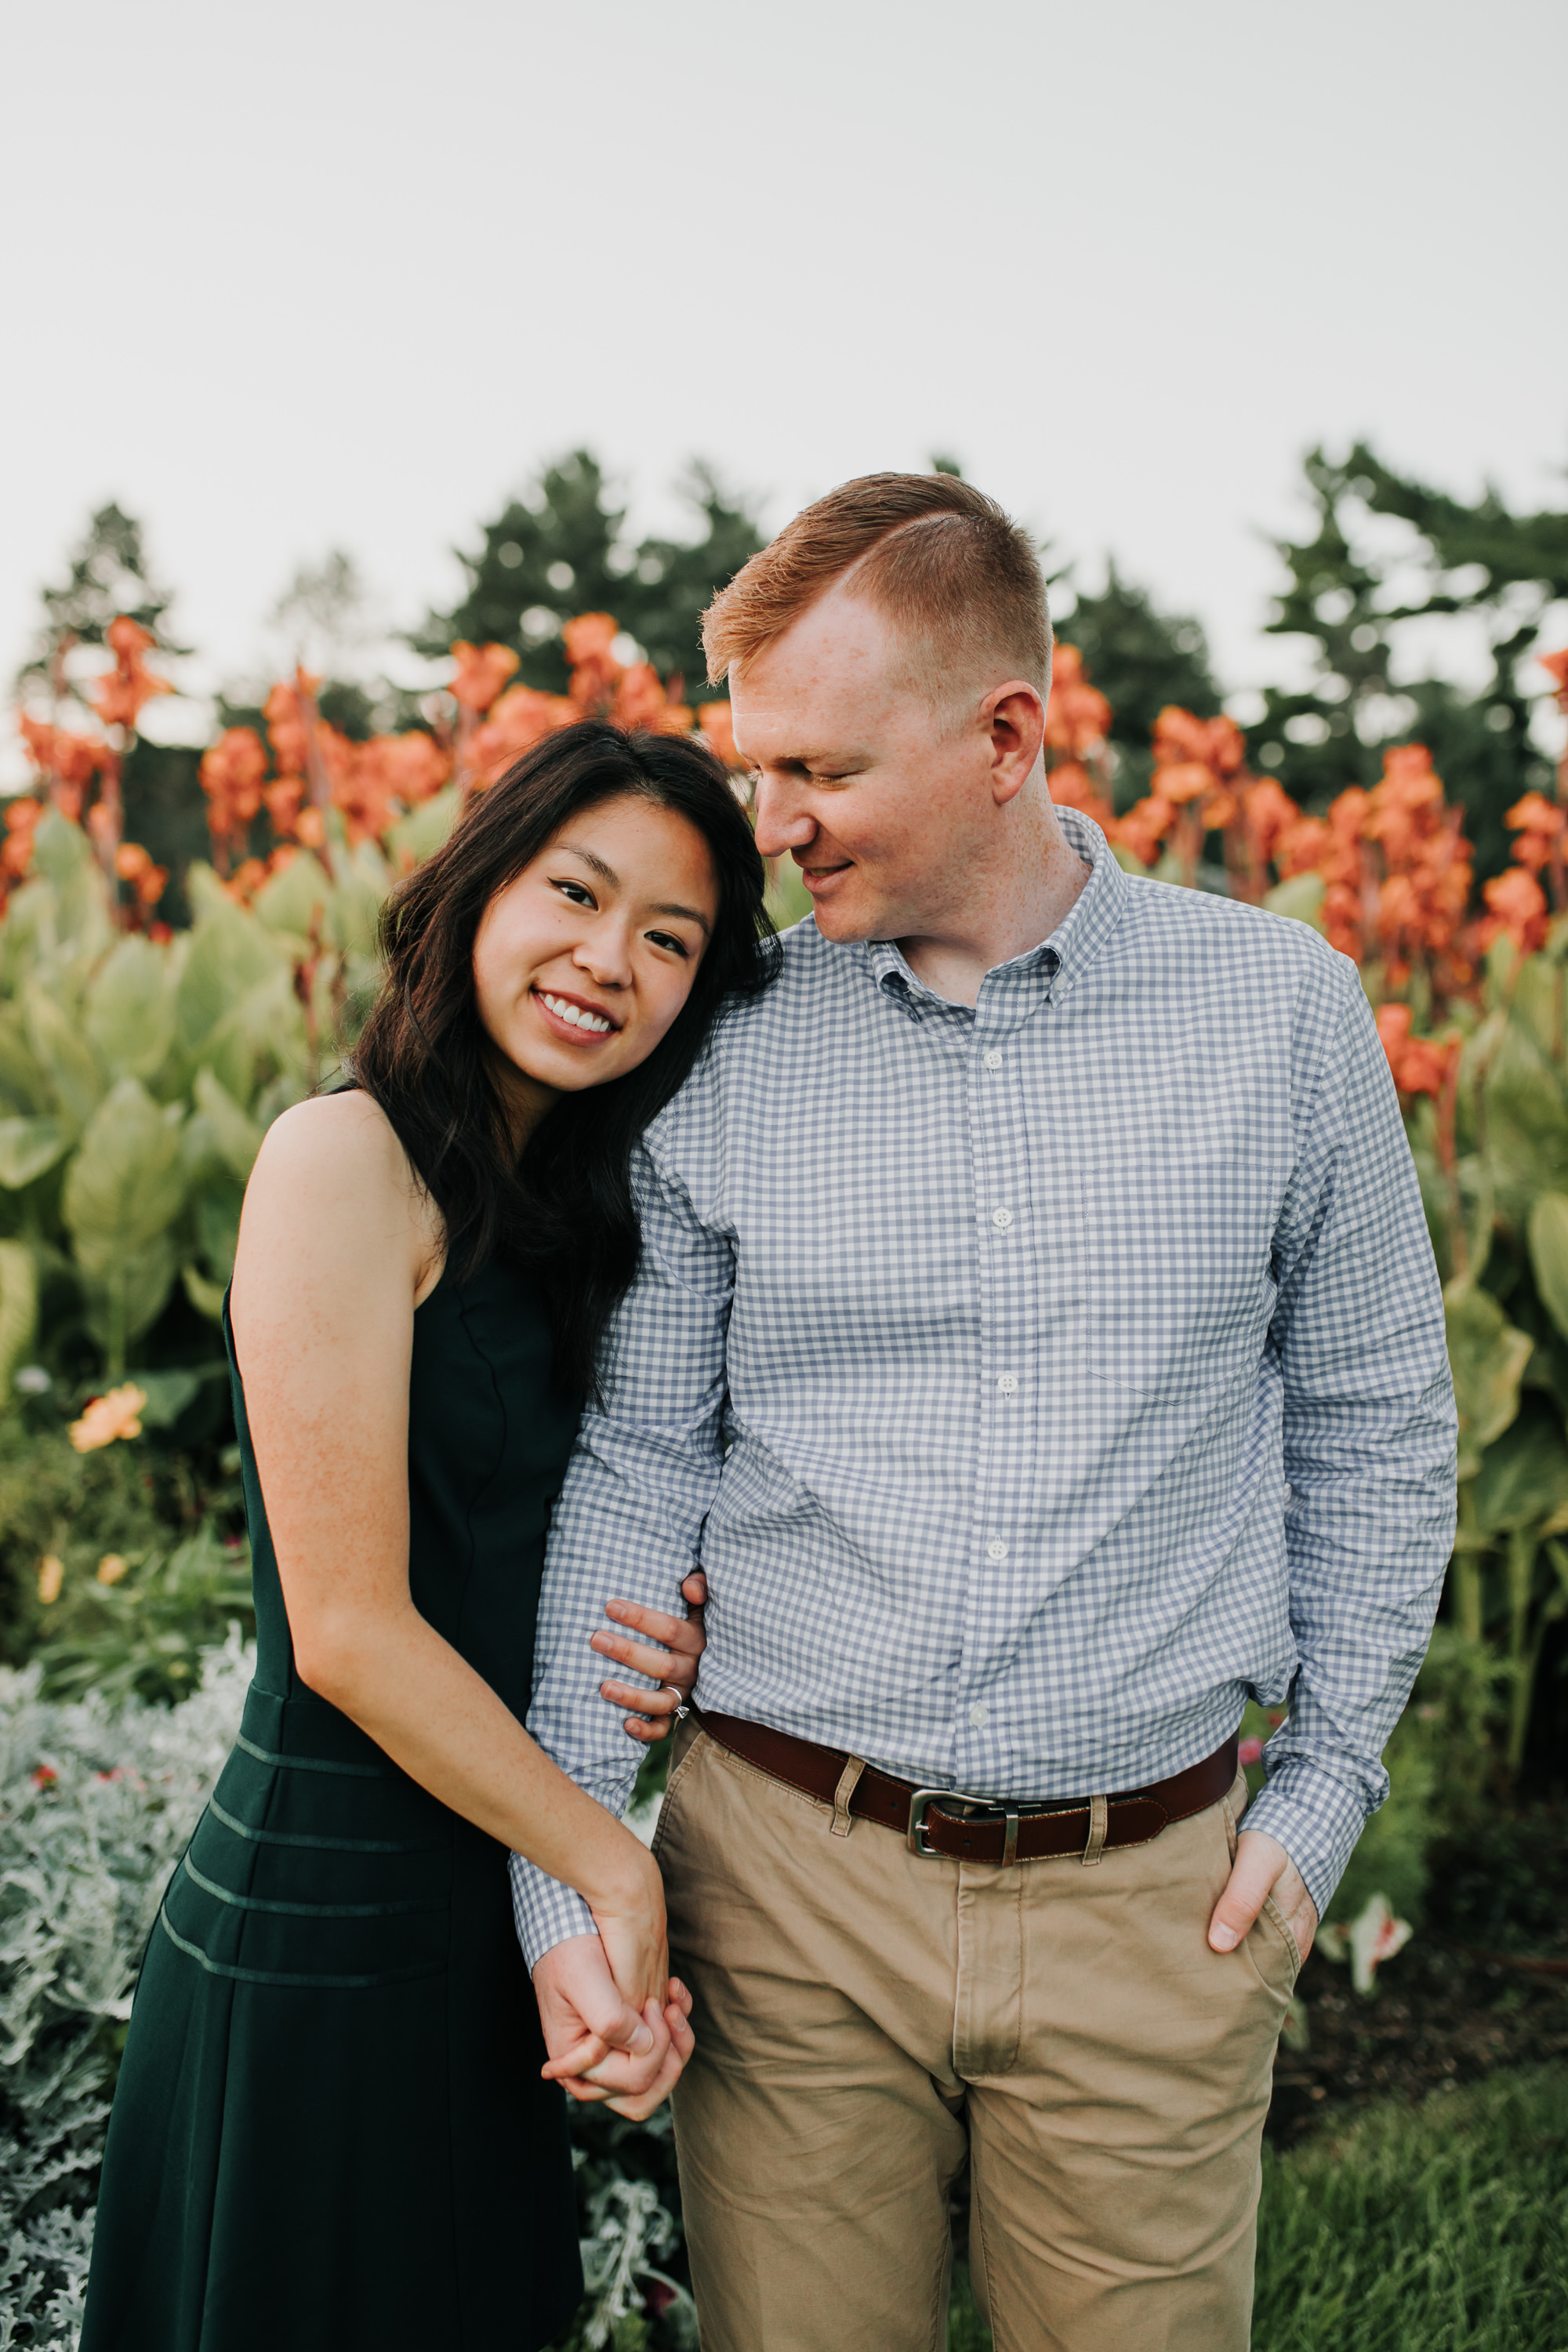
[[1, 1635, 689, 2350], [0, 1632, 251, 2347]]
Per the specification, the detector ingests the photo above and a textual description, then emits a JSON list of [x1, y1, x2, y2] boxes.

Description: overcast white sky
[[2, 0, 1564, 740]]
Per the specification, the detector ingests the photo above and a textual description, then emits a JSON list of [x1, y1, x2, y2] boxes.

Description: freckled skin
[[730, 583, 1087, 1008]]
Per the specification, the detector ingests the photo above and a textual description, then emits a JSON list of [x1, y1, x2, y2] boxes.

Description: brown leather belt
[[689, 1704, 1239, 1866]]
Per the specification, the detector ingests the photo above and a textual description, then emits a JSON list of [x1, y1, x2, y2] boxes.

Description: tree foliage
[[1251, 446, 1568, 877], [416, 452, 765, 699]]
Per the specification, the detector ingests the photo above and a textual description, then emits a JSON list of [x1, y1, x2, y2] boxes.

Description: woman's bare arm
[[229, 1093, 674, 2070]]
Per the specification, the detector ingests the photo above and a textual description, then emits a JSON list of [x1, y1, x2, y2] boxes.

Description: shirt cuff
[[1243, 1753, 1370, 1921], [509, 1853, 597, 1974]]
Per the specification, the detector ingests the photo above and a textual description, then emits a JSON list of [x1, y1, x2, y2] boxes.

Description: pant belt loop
[[1081, 1792, 1109, 1867], [829, 1756, 866, 1837]]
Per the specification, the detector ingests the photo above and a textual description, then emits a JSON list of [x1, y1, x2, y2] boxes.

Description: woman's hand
[[592, 1570, 707, 1744], [536, 1941, 694, 2119]]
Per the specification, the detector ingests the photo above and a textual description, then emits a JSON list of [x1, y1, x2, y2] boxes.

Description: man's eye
[[552, 878, 595, 907]]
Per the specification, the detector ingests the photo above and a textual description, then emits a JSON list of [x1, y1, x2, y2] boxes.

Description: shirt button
[[983, 1049, 1003, 1071], [985, 1538, 1008, 1562], [997, 1373, 1018, 1395], [990, 1207, 1013, 1231], [968, 1702, 989, 1729]]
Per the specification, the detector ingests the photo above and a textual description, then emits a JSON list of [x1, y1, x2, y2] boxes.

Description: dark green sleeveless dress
[[80, 1264, 584, 2352]]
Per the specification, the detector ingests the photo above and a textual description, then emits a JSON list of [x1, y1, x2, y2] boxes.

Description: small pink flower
[[1238, 1737, 1265, 1767], [31, 1763, 57, 1788]]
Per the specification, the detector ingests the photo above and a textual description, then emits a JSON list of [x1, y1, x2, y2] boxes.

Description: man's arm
[[510, 1128, 736, 1972], [1215, 964, 1457, 1950]]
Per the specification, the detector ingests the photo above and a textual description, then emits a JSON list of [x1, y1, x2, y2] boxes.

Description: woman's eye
[[552, 877, 596, 907], [646, 931, 689, 957]]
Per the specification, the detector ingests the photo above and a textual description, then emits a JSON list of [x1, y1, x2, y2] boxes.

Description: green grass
[[946, 2067, 1568, 2351], [1254, 2067, 1568, 2351]]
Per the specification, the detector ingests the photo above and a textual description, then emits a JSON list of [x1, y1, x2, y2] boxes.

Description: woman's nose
[[572, 922, 633, 986]]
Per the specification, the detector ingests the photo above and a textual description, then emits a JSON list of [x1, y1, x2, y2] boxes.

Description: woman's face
[[472, 793, 719, 1099]]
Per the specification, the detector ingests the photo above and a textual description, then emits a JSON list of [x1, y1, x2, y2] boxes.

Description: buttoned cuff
[[509, 1853, 597, 1974], [1243, 1755, 1370, 1921]]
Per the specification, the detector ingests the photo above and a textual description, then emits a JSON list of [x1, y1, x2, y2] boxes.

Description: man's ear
[[985, 682, 1047, 806]]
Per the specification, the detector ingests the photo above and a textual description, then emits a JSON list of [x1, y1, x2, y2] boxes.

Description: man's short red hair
[[701, 472, 1052, 704]]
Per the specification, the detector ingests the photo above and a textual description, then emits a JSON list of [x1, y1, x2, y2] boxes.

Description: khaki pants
[[655, 1722, 1299, 2352]]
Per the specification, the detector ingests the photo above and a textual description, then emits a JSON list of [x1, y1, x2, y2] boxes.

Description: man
[[512, 474, 1456, 2351]]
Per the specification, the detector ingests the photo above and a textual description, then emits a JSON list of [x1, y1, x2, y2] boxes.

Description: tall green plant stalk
[[1504, 1530, 1539, 1773]]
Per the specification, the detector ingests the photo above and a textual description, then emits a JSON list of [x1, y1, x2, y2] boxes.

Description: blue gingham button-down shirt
[[511, 810, 1457, 1965]]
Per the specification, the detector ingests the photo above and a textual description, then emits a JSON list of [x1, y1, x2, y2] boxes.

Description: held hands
[[593, 1570, 707, 1744], [535, 1934, 695, 2121], [1207, 1828, 1317, 1962]]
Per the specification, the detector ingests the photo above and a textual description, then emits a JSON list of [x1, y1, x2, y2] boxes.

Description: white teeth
[[541, 992, 611, 1036]]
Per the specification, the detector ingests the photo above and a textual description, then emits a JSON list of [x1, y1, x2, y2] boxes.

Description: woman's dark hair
[[353, 719, 778, 1395]]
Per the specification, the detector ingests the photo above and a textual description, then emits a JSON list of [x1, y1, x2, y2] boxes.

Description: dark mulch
[[1265, 1803, 1568, 2151]]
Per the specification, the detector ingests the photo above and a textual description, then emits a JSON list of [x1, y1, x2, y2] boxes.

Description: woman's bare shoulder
[[252, 1090, 408, 1183], [243, 1091, 436, 1269]]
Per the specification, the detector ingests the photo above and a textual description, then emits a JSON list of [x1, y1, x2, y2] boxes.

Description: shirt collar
[[862, 807, 1127, 1017]]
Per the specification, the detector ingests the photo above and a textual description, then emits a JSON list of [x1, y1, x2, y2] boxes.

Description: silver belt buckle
[[907, 1785, 1021, 1865]]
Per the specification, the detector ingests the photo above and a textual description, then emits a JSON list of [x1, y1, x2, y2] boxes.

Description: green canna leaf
[[0, 1115, 71, 1190], [0, 1240, 38, 1407], [1444, 1278, 1533, 1481], [85, 935, 176, 1083], [62, 1078, 186, 1277]]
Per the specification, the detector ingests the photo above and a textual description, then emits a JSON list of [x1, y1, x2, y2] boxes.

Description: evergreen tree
[[416, 452, 765, 697], [13, 503, 187, 695], [1252, 446, 1568, 877], [14, 506, 204, 922]]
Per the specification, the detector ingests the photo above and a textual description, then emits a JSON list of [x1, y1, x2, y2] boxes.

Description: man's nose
[[753, 779, 817, 859]]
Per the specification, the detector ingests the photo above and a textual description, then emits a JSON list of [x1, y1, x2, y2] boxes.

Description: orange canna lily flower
[[1047, 762, 1116, 830], [264, 776, 307, 837], [1153, 760, 1211, 807], [1112, 794, 1178, 867], [93, 615, 174, 731], [222, 858, 270, 904], [20, 714, 109, 793], [1482, 866, 1549, 953], [450, 641, 521, 715], [69, 1383, 147, 1453], [561, 613, 619, 668], [697, 703, 742, 770], [1506, 789, 1563, 837], [1152, 707, 1246, 781], [468, 684, 577, 783], [1044, 647, 1112, 759]]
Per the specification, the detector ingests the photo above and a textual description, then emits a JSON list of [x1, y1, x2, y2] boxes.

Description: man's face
[[730, 586, 1006, 945]]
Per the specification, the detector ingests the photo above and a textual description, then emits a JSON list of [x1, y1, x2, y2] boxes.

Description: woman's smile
[[532, 985, 622, 1041]]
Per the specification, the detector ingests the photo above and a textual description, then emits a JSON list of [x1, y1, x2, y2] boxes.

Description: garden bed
[[1266, 1805, 1568, 2150]]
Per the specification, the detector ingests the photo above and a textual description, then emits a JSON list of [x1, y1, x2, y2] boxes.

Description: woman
[[81, 720, 777, 2352]]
